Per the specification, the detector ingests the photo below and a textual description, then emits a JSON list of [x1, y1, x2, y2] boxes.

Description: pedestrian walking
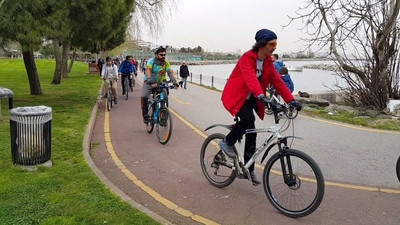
[[179, 61, 190, 89]]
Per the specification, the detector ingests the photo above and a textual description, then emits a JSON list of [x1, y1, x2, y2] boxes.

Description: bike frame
[[150, 84, 170, 124], [206, 108, 301, 181]]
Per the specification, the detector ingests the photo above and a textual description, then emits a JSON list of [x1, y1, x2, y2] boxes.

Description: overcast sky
[[143, 0, 311, 54]]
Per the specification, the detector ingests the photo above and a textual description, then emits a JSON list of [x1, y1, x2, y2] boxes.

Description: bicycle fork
[[276, 140, 297, 187]]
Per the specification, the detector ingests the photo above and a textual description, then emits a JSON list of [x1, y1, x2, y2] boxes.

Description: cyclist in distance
[[219, 29, 302, 185], [118, 55, 135, 95], [101, 56, 119, 104], [141, 46, 179, 124]]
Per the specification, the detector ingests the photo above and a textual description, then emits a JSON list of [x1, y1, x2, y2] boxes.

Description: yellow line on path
[[169, 108, 208, 139], [171, 96, 192, 105], [254, 164, 400, 194], [299, 114, 400, 135], [103, 104, 220, 225], [169, 106, 400, 194]]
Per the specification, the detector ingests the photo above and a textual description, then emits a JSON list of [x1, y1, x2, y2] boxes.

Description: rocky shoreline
[[170, 60, 342, 73], [303, 64, 340, 72], [169, 60, 237, 65]]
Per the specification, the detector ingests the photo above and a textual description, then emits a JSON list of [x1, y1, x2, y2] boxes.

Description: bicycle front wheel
[[146, 101, 154, 133], [200, 133, 236, 188], [125, 81, 129, 100], [156, 106, 172, 144], [107, 91, 112, 111], [263, 149, 324, 218]]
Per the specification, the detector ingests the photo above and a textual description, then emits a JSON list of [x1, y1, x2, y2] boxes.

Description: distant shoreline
[[169, 60, 237, 65], [169, 58, 335, 66]]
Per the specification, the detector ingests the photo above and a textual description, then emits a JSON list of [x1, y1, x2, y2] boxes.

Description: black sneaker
[[218, 139, 236, 158], [250, 171, 261, 186], [122, 91, 126, 95], [114, 97, 118, 104]]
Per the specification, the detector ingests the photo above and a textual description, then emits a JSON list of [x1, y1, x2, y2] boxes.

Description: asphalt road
[[91, 77, 400, 225]]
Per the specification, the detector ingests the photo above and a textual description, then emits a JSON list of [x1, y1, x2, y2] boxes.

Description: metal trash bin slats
[[10, 106, 52, 165]]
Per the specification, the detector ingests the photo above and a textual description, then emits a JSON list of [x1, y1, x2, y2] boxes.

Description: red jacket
[[221, 50, 294, 120]]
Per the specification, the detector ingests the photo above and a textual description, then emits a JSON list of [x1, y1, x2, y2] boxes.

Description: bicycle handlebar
[[152, 81, 177, 89], [261, 98, 288, 114]]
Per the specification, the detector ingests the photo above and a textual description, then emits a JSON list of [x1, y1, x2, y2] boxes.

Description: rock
[[376, 114, 394, 119], [297, 97, 330, 107], [392, 104, 400, 116], [365, 109, 380, 118], [298, 91, 310, 98], [303, 64, 340, 72], [393, 109, 400, 117]]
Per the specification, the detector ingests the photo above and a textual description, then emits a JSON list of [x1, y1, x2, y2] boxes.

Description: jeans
[[181, 77, 187, 88]]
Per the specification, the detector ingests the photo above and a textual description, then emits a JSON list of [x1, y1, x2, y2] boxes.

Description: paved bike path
[[168, 81, 400, 189], [90, 79, 400, 225]]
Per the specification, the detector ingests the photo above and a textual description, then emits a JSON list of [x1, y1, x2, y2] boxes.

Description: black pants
[[225, 99, 257, 172], [121, 74, 132, 93]]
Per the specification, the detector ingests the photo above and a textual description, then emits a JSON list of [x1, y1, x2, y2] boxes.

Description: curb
[[82, 85, 173, 225]]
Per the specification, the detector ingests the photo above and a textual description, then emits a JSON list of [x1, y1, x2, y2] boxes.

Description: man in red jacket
[[219, 29, 302, 185]]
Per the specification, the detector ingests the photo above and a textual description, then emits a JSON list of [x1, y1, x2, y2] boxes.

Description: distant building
[[192, 55, 201, 61], [236, 49, 242, 55]]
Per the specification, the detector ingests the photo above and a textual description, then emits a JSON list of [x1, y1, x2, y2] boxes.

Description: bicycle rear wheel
[[156, 106, 172, 144], [200, 133, 236, 188], [146, 100, 154, 133], [396, 156, 400, 182], [263, 149, 324, 218], [107, 97, 111, 111]]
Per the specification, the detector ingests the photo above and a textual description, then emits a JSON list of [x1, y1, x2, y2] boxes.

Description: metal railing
[[176, 70, 227, 90]]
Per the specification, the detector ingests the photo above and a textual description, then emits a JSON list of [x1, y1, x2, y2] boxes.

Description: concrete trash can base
[[10, 106, 52, 165]]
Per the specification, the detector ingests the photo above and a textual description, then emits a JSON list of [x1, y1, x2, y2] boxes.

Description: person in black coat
[[97, 58, 104, 76], [179, 62, 190, 89]]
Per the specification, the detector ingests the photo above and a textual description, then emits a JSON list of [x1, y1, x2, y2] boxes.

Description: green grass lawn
[[303, 105, 400, 131], [0, 59, 160, 225]]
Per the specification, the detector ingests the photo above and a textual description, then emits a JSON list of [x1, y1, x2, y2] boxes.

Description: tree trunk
[[67, 48, 76, 73], [61, 42, 70, 78], [22, 50, 42, 95], [51, 38, 62, 84]]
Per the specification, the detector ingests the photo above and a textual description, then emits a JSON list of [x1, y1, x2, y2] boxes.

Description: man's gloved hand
[[257, 94, 277, 111], [288, 99, 302, 111]]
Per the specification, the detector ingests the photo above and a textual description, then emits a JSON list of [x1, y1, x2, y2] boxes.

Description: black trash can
[[9, 106, 52, 165]]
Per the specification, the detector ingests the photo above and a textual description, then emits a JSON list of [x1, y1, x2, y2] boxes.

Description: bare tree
[[289, 0, 400, 111], [127, 0, 178, 39]]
